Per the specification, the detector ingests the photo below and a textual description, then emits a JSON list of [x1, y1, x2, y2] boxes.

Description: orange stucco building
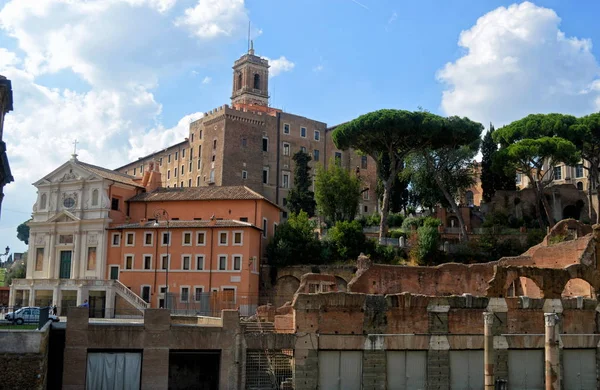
[[106, 185, 281, 314]]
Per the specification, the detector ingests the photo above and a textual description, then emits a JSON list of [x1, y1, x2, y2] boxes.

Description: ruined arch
[[335, 276, 348, 292], [563, 204, 581, 220], [447, 216, 459, 228], [273, 275, 300, 308], [506, 276, 543, 298], [562, 278, 595, 298]]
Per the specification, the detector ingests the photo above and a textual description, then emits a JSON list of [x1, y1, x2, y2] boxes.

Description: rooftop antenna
[[247, 21, 251, 53], [71, 139, 79, 160]]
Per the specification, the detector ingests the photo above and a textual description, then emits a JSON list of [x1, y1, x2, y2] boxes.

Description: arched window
[[465, 190, 474, 206], [91, 189, 99, 206], [237, 73, 242, 90], [40, 194, 47, 210], [253, 73, 260, 89], [577, 181, 584, 191]]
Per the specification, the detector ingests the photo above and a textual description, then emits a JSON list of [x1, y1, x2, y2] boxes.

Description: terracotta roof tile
[[77, 161, 144, 188], [110, 219, 259, 230], [127, 186, 269, 202]]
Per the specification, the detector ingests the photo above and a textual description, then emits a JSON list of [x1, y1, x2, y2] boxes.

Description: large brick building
[[117, 46, 379, 218]]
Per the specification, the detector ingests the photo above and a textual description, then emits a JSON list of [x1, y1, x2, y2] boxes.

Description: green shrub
[[387, 213, 405, 228], [422, 217, 442, 228], [402, 216, 422, 230], [389, 229, 406, 239], [365, 212, 381, 227], [266, 211, 322, 267], [329, 220, 367, 260], [526, 229, 546, 248], [482, 211, 509, 228], [414, 226, 440, 265]]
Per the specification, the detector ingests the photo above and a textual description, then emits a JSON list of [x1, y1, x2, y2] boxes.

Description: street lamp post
[[153, 209, 170, 310], [0, 246, 10, 266]]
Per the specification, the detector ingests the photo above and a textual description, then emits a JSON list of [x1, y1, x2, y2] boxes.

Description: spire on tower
[[249, 40, 254, 55]]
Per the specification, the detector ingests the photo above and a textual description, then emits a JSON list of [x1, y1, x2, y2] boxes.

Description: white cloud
[[437, 1, 600, 126], [176, 0, 247, 39], [128, 112, 204, 160], [263, 56, 295, 78], [0, 0, 251, 252], [313, 65, 324, 72], [202, 76, 212, 84]]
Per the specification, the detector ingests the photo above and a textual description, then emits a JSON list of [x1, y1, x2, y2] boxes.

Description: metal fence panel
[[508, 350, 544, 390], [563, 349, 596, 390], [449, 350, 484, 390], [387, 351, 427, 389], [245, 350, 293, 390]]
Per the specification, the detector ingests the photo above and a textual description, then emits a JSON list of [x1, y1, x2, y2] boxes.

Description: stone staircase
[[244, 321, 275, 333], [112, 280, 149, 314]]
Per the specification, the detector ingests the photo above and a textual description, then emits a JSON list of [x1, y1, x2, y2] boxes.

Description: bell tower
[[231, 41, 270, 107]]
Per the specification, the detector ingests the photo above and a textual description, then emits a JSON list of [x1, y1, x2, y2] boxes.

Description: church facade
[[9, 155, 148, 316], [117, 46, 379, 218]]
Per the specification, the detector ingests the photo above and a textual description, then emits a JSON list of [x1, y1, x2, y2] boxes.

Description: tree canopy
[[17, 220, 31, 245], [332, 109, 445, 240], [562, 112, 600, 222], [266, 211, 322, 267], [493, 114, 580, 227], [286, 150, 316, 217], [314, 161, 361, 224]]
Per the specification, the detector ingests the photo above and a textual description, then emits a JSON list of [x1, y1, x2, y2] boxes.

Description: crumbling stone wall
[[0, 322, 50, 390]]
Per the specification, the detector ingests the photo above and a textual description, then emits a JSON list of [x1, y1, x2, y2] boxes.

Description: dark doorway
[[563, 204, 581, 220], [168, 350, 220, 390], [59, 251, 72, 279], [89, 295, 105, 318], [47, 328, 66, 389], [110, 266, 119, 280]]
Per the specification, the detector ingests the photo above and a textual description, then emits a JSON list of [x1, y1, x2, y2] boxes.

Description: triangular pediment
[[33, 160, 101, 186], [47, 210, 80, 223]]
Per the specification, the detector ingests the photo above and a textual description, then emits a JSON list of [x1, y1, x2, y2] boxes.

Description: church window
[[189, 161, 192, 172], [174, 167, 178, 177], [209, 169, 215, 183], [91, 189, 99, 206], [335, 152, 342, 165], [197, 160, 201, 170], [253, 73, 260, 89], [191, 134, 194, 142], [262, 137, 268, 152], [238, 73, 242, 90], [577, 181, 584, 190], [282, 172, 290, 189], [168, 154, 171, 163], [87, 247, 96, 271], [181, 181, 184, 187], [35, 248, 44, 271], [575, 164, 584, 178], [262, 168, 269, 184], [213, 140, 217, 149], [133, 168, 136, 175], [242, 138, 247, 147], [199, 130, 203, 139], [167, 170, 171, 180], [212, 155, 216, 162], [197, 176, 201, 186], [181, 164, 184, 175], [40, 194, 47, 210], [188, 179, 192, 187], [553, 166, 562, 180], [242, 170, 248, 179], [300, 127, 307, 138], [159, 157, 163, 166]]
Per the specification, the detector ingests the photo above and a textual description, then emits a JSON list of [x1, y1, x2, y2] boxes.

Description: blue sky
[[0, 0, 599, 255]]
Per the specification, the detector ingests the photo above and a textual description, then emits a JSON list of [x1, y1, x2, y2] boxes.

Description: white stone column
[[47, 233, 56, 279], [72, 232, 80, 279], [483, 312, 495, 389], [8, 285, 15, 308], [25, 233, 36, 278], [544, 313, 561, 390], [105, 287, 115, 318], [28, 286, 35, 306]]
